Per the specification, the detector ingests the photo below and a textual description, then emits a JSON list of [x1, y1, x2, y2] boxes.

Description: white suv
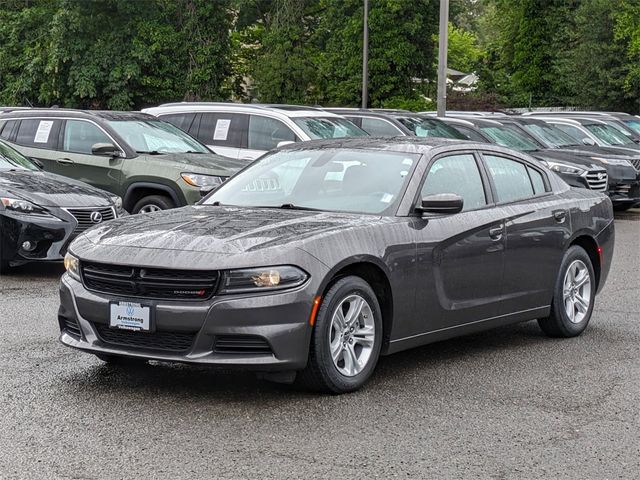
[[142, 103, 367, 161]]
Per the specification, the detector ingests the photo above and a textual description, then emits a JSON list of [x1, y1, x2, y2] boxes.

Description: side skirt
[[383, 305, 550, 355]]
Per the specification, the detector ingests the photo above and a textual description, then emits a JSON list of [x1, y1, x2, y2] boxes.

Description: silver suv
[[142, 103, 368, 161]]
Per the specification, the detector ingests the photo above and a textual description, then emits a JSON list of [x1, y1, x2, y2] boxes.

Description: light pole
[[436, 0, 449, 117], [362, 0, 369, 109]]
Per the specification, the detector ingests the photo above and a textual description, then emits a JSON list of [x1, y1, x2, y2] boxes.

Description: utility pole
[[436, 0, 449, 117], [362, 0, 369, 109]]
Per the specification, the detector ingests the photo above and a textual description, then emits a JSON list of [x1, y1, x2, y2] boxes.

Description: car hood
[[0, 169, 113, 207], [531, 149, 605, 169], [558, 144, 640, 158], [80, 205, 378, 256], [141, 152, 247, 175]]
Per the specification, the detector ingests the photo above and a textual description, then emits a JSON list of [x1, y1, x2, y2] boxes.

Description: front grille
[[66, 207, 116, 234], [81, 262, 219, 300], [95, 325, 195, 352], [629, 158, 640, 171], [214, 335, 273, 355], [612, 184, 632, 196], [60, 314, 82, 338], [584, 169, 608, 192]]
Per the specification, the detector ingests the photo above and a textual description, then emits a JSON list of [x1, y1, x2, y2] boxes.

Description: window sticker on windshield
[[381, 193, 394, 203], [34, 121, 54, 143], [402, 158, 413, 166], [213, 119, 231, 141]]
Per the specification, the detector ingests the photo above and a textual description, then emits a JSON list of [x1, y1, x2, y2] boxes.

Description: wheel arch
[[567, 233, 601, 289], [123, 182, 185, 212], [316, 257, 394, 352]]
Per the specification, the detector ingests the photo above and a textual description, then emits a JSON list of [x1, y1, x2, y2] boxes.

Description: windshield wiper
[[279, 203, 323, 211], [135, 150, 163, 155]]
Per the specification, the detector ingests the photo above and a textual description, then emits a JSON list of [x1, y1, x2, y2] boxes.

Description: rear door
[[480, 152, 570, 313], [9, 118, 63, 170], [56, 119, 124, 194], [193, 112, 248, 159], [244, 114, 298, 161], [413, 152, 507, 331]]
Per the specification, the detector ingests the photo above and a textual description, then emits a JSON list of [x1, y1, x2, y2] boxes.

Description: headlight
[[110, 196, 126, 216], [591, 157, 634, 167], [544, 161, 586, 176], [219, 266, 309, 294], [0, 197, 59, 218], [181, 173, 226, 190], [63, 252, 81, 281]]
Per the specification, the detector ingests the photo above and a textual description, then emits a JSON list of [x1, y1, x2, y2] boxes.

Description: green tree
[[615, 0, 640, 112], [447, 22, 484, 73]]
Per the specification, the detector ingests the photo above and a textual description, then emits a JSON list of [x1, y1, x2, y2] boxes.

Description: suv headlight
[[591, 157, 634, 167], [63, 252, 81, 281], [110, 195, 126, 216], [181, 173, 226, 190], [0, 197, 60, 218], [219, 266, 309, 294], [543, 161, 586, 176]]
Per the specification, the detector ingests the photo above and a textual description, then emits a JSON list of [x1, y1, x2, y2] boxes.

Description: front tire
[[298, 276, 383, 394], [132, 195, 175, 214], [538, 245, 596, 338]]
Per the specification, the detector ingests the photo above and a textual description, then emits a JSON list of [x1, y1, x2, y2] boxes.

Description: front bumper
[[58, 274, 315, 370]]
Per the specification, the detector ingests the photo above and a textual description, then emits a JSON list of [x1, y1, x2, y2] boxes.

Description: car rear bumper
[[58, 274, 314, 371]]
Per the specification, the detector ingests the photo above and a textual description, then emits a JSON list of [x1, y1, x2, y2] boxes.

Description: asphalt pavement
[[1, 210, 639, 479]]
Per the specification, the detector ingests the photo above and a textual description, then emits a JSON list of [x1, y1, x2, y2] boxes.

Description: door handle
[[56, 158, 74, 165], [553, 209, 567, 222], [489, 225, 504, 240]]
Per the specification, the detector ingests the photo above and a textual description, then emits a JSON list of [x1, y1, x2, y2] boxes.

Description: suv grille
[[81, 262, 219, 300], [66, 207, 116, 234], [95, 325, 195, 352], [214, 335, 273, 355], [584, 169, 608, 192], [629, 158, 640, 171]]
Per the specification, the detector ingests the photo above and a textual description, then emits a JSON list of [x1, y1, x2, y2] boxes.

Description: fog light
[[21, 241, 36, 252]]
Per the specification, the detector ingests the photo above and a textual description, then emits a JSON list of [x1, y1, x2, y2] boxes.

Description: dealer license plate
[[109, 302, 151, 332]]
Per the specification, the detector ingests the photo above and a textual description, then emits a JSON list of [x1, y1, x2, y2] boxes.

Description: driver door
[[413, 152, 507, 331], [54, 119, 124, 194]]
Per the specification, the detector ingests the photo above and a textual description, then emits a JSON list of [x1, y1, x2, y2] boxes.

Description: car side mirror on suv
[[277, 141, 295, 148], [92, 143, 122, 157], [416, 193, 464, 215], [582, 137, 596, 146]]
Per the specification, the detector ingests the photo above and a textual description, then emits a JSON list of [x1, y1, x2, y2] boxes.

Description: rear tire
[[297, 276, 383, 394], [132, 195, 175, 214], [538, 245, 596, 338]]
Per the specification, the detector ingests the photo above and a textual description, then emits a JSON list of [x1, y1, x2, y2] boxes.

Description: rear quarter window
[[14, 119, 60, 149]]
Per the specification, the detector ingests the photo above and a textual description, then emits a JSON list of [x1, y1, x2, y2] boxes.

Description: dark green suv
[[0, 110, 244, 213]]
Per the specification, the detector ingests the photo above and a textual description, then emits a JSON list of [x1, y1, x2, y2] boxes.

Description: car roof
[[279, 136, 478, 154], [0, 108, 155, 121], [527, 116, 606, 127], [497, 116, 549, 126], [143, 102, 340, 119], [440, 116, 505, 128]]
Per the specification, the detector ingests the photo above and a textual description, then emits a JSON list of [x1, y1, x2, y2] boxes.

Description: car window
[[623, 119, 640, 134], [15, 119, 60, 149], [0, 140, 38, 171], [159, 113, 197, 134], [554, 124, 588, 143], [63, 120, 111, 154], [248, 115, 296, 151], [484, 154, 535, 203], [585, 123, 635, 146], [480, 126, 540, 152], [293, 117, 367, 139], [204, 148, 419, 215], [197, 113, 247, 147], [0, 120, 17, 140], [527, 166, 546, 194], [523, 123, 580, 147], [108, 119, 209, 154], [421, 154, 487, 211], [396, 117, 467, 139], [360, 117, 403, 136], [454, 125, 487, 142]]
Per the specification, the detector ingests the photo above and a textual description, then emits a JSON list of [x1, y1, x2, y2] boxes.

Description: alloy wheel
[[138, 204, 162, 213], [329, 294, 376, 377], [562, 259, 592, 324]]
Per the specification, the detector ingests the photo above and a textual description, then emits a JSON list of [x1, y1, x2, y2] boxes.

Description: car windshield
[[623, 119, 640, 134], [585, 123, 636, 146], [396, 117, 467, 139], [480, 126, 540, 151], [523, 123, 580, 148], [107, 120, 209, 154], [203, 148, 419, 215], [0, 141, 38, 171], [292, 117, 368, 139]]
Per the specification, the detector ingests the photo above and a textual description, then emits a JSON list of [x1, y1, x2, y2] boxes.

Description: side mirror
[[277, 141, 295, 148], [416, 193, 464, 215], [29, 158, 44, 170], [92, 143, 122, 157], [582, 137, 596, 146]]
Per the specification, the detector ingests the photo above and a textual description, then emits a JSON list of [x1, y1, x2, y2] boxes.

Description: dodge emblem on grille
[[90, 211, 103, 223]]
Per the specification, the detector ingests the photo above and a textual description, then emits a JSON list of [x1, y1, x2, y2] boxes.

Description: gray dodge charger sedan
[[59, 138, 615, 393]]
